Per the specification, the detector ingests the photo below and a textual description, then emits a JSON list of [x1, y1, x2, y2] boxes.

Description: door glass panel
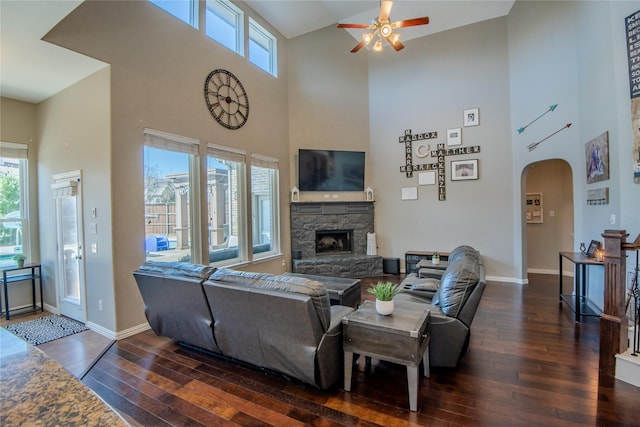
[[61, 196, 80, 302]]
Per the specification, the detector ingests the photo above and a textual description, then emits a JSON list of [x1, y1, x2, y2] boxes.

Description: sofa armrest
[[315, 305, 354, 389]]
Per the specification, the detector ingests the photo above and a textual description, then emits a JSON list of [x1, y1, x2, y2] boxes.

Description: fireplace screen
[[316, 229, 352, 254]]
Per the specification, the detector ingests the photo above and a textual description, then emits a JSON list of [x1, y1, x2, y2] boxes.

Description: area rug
[[3, 315, 88, 346]]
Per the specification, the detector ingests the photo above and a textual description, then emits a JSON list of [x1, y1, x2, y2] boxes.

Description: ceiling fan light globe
[[373, 39, 383, 52], [362, 33, 374, 44], [390, 33, 400, 43], [380, 23, 392, 37]]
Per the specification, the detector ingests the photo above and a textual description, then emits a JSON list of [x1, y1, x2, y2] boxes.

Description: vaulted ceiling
[[0, 1, 514, 104]]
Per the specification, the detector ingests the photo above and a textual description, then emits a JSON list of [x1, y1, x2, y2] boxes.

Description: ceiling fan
[[337, 0, 430, 53]]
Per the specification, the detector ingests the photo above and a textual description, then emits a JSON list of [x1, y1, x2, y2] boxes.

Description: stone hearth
[[290, 201, 382, 278]]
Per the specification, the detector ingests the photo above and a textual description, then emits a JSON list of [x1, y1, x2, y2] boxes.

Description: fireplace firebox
[[316, 229, 352, 254]]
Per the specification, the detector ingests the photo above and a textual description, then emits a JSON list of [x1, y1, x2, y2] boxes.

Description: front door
[[53, 171, 86, 322]]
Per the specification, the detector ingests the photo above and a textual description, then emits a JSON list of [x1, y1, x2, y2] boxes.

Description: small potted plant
[[367, 281, 402, 315], [432, 252, 440, 265], [13, 254, 27, 268]]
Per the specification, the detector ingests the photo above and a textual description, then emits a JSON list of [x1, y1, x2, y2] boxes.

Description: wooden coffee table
[[342, 300, 430, 411]]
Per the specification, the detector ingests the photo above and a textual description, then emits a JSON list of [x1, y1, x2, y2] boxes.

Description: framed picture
[[463, 108, 479, 127], [525, 193, 543, 224], [418, 171, 436, 185], [401, 186, 418, 200], [585, 131, 609, 184], [447, 128, 462, 146], [451, 159, 478, 181], [586, 240, 600, 258]]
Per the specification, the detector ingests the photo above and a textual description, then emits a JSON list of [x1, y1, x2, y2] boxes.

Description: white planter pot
[[432, 258, 440, 265], [376, 299, 394, 316]]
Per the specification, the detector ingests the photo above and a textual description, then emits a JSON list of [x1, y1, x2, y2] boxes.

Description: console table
[[343, 300, 430, 411], [281, 272, 361, 307], [2, 263, 43, 320], [558, 252, 603, 322], [405, 251, 450, 274]]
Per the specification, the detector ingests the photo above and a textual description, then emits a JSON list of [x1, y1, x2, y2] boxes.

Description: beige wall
[[43, 0, 291, 333], [0, 97, 40, 309], [287, 25, 371, 203], [525, 159, 574, 273], [36, 67, 113, 328]]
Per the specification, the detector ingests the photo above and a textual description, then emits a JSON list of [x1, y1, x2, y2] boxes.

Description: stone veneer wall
[[290, 202, 383, 277]]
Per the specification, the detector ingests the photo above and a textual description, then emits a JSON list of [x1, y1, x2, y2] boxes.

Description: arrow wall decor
[[527, 123, 572, 151], [517, 104, 558, 134]]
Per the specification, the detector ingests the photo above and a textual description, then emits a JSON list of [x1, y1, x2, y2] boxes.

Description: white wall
[[368, 18, 516, 281], [509, 0, 640, 304]]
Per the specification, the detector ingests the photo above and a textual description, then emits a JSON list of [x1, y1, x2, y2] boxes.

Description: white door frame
[[52, 170, 87, 322]]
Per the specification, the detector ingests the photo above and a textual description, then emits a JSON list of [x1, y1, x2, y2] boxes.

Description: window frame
[[206, 0, 245, 56], [249, 154, 280, 260], [149, 0, 198, 29], [0, 142, 30, 264], [248, 17, 277, 77]]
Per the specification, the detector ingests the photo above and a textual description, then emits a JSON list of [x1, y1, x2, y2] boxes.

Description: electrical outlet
[[98, 299, 103, 311], [91, 243, 97, 253]]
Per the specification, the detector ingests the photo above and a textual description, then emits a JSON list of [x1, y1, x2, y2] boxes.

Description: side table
[[2, 263, 43, 320], [343, 300, 430, 411]]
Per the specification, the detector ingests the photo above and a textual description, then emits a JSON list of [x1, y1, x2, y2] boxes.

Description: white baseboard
[[615, 350, 640, 388], [486, 275, 528, 285], [85, 321, 150, 341]]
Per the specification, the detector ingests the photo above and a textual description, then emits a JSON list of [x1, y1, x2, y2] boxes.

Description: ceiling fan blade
[[337, 23, 370, 29], [351, 40, 367, 53], [392, 16, 430, 29], [385, 36, 404, 51], [379, 0, 393, 22]]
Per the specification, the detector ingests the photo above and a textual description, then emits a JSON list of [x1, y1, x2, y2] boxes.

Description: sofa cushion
[[438, 256, 480, 317], [209, 269, 332, 331], [139, 261, 215, 280]]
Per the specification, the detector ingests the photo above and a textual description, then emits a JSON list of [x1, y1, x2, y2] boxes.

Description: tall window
[[0, 142, 29, 268], [249, 18, 277, 77], [149, 0, 198, 28], [207, 145, 245, 265], [143, 130, 199, 263], [250, 155, 279, 259], [206, 0, 244, 55]]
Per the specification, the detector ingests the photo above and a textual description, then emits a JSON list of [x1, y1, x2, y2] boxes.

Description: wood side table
[[343, 300, 430, 411]]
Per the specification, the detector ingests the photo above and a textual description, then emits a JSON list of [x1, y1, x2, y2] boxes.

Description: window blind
[[0, 142, 28, 159], [207, 143, 246, 163], [143, 128, 199, 155], [251, 153, 279, 169]]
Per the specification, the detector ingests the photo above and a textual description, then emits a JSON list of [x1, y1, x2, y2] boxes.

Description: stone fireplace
[[290, 201, 382, 278]]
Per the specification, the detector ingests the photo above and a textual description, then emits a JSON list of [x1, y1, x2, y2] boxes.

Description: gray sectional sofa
[[397, 245, 486, 368], [133, 263, 354, 389]]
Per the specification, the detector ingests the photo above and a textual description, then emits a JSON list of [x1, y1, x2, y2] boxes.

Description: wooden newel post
[[599, 229, 629, 376]]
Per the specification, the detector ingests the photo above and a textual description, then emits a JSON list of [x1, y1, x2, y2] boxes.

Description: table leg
[[559, 253, 563, 302], [4, 281, 10, 320], [423, 344, 430, 378], [38, 267, 43, 313], [344, 351, 353, 391], [31, 268, 36, 311], [575, 263, 581, 322], [407, 365, 419, 411]]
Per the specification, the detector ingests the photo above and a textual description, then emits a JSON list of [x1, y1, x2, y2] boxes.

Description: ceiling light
[[380, 23, 392, 38], [373, 39, 383, 52], [362, 33, 374, 45]]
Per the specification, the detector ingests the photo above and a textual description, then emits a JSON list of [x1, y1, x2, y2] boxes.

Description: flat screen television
[[298, 149, 365, 192]]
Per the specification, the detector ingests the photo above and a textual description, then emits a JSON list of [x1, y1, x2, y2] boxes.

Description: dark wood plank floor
[[81, 274, 639, 426]]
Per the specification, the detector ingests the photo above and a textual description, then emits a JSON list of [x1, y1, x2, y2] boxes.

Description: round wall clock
[[204, 69, 249, 130]]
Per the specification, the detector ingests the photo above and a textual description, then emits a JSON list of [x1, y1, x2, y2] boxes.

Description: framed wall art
[[463, 108, 479, 127], [585, 131, 609, 184], [447, 128, 462, 146], [525, 192, 543, 224], [451, 159, 478, 181]]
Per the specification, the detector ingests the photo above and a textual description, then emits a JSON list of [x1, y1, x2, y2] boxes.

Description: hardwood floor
[[5, 274, 638, 425], [0, 311, 114, 378]]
